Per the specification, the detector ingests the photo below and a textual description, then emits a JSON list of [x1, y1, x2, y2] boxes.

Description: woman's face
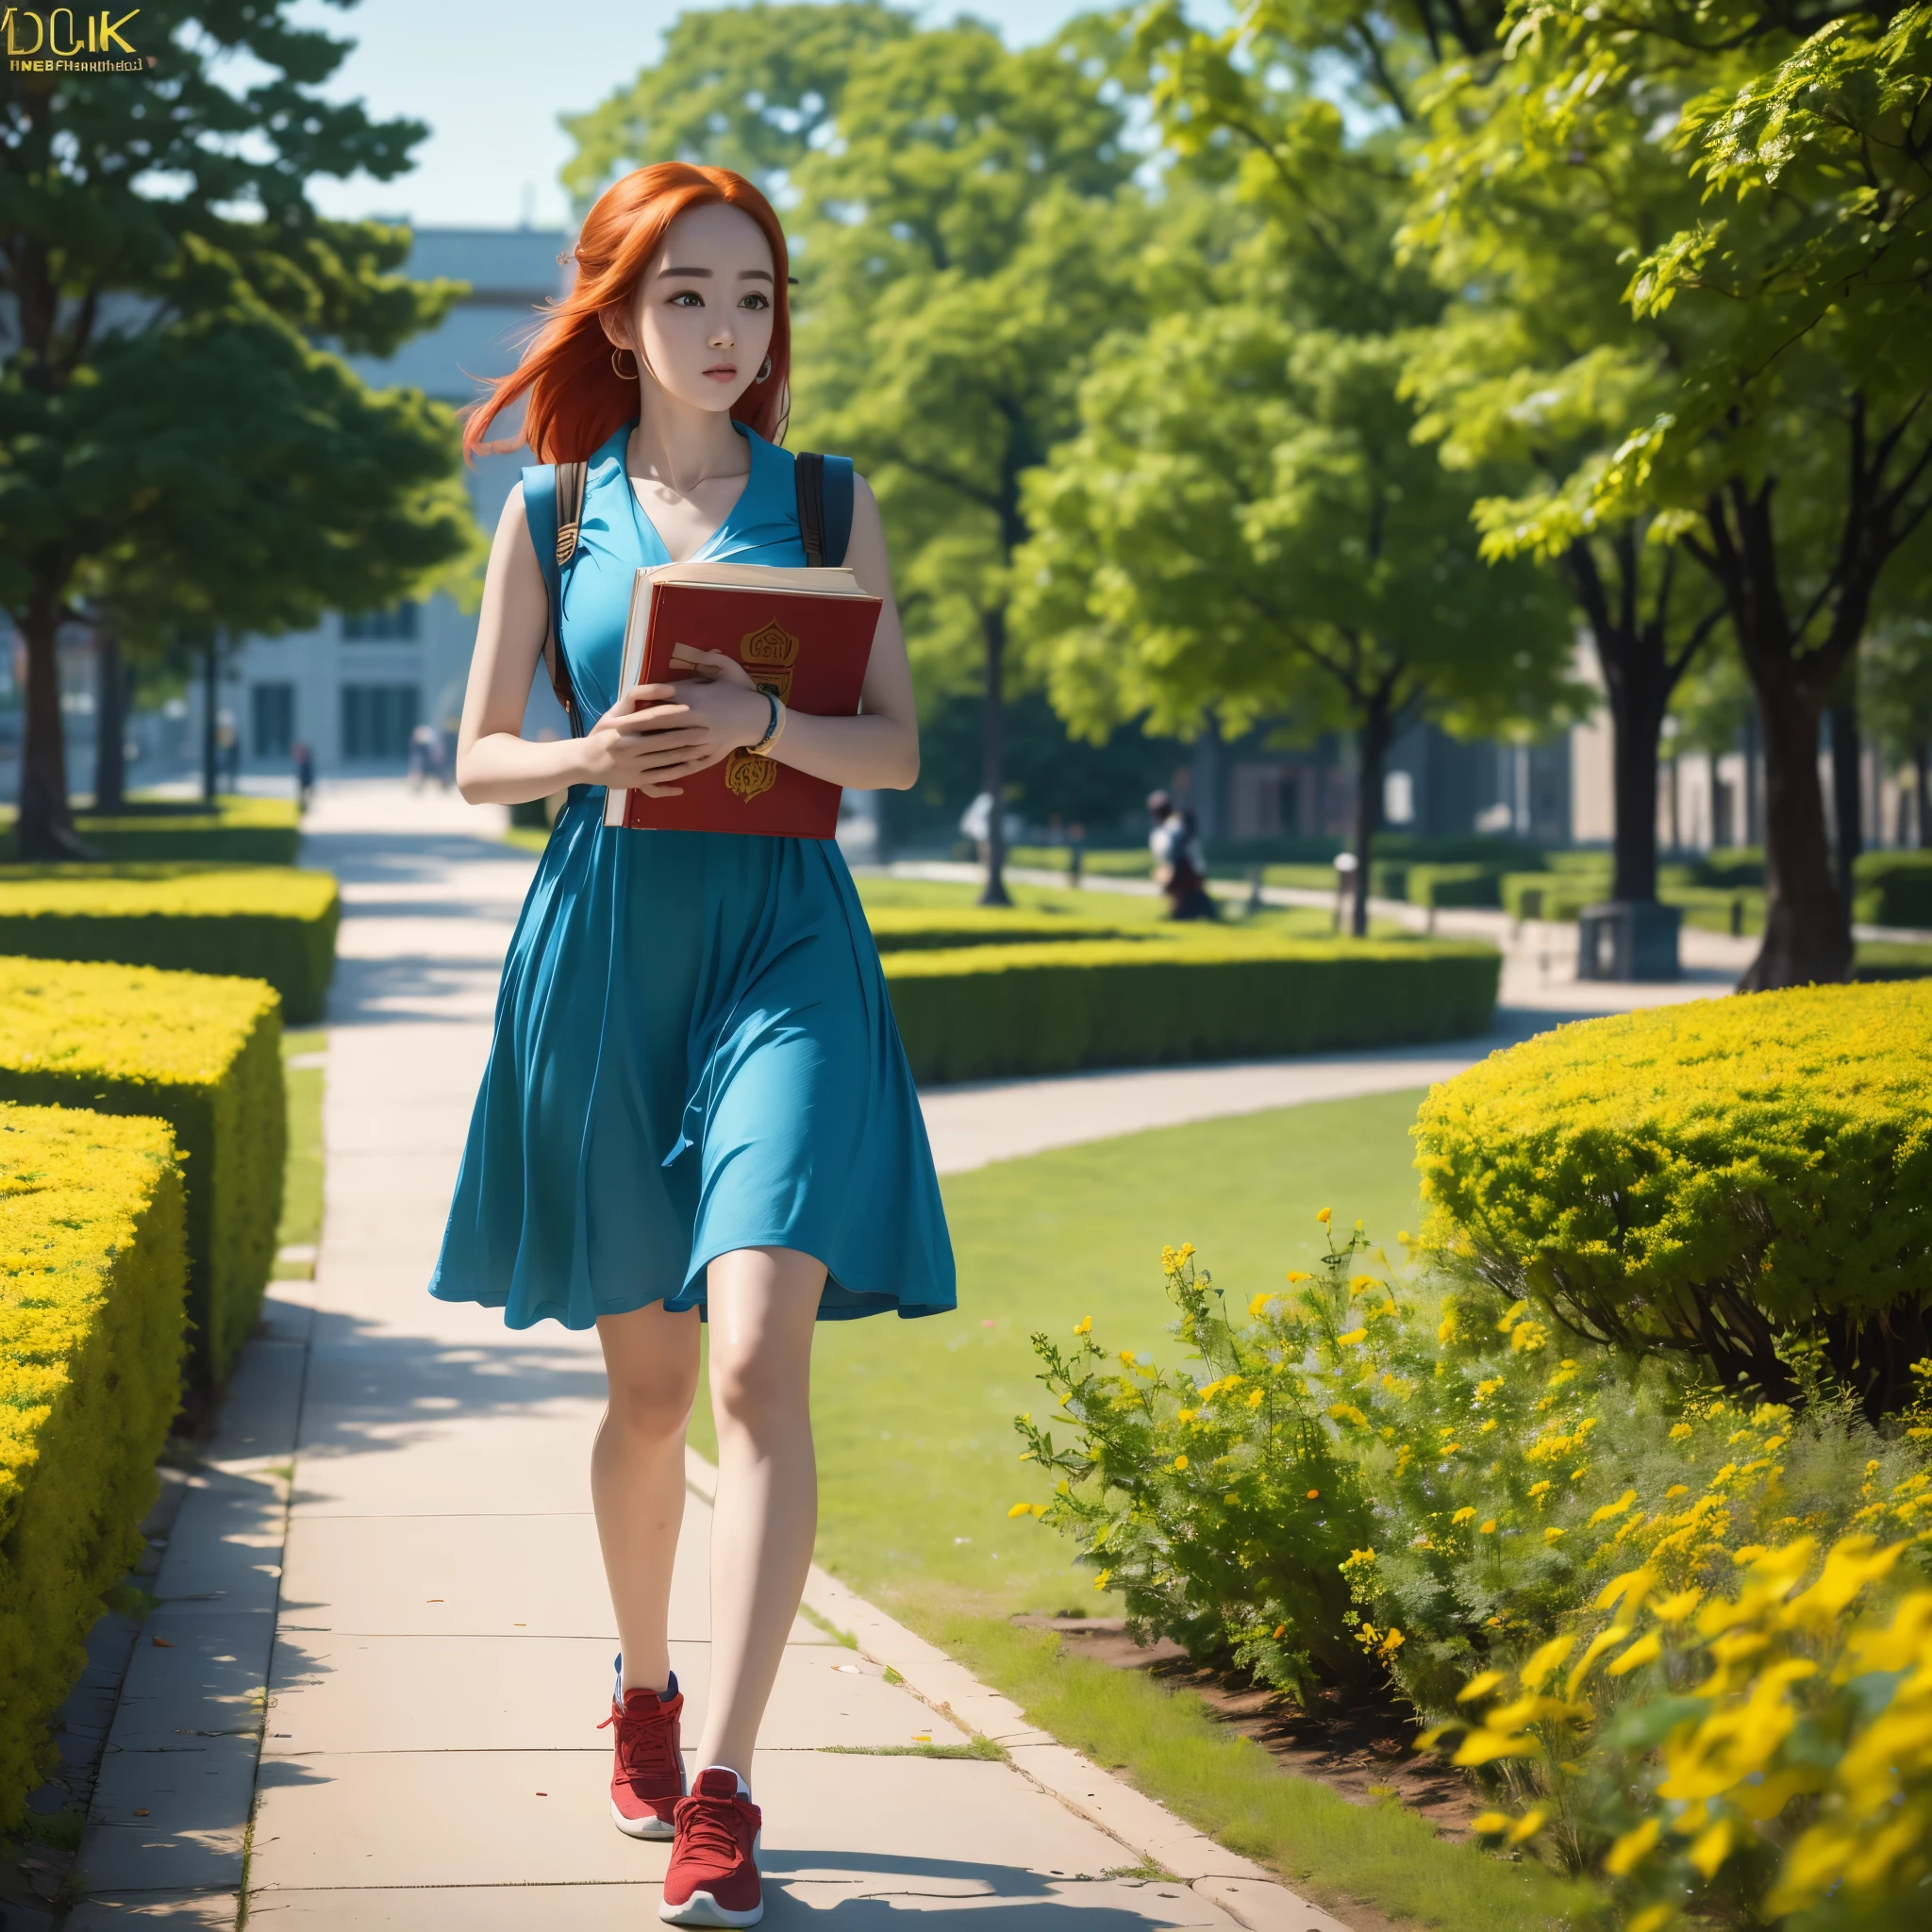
[[608, 203, 777, 416]]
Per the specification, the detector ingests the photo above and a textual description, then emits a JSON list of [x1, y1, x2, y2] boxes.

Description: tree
[[2, 1, 479, 856], [1408, 0, 1932, 985], [785, 21, 1142, 904], [1014, 311, 1575, 935], [560, 1, 911, 202], [1865, 620, 1932, 850]]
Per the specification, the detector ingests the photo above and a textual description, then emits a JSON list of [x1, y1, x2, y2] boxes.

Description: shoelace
[[676, 1790, 750, 1866], [599, 1702, 679, 1790]]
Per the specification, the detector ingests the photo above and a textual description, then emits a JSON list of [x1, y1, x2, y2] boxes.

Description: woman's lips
[[703, 364, 738, 381]]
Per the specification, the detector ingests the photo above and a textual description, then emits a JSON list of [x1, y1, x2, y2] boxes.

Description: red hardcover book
[[601, 561, 882, 839]]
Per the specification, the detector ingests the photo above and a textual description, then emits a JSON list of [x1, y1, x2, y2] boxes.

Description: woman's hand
[[575, 649, 772, 797]]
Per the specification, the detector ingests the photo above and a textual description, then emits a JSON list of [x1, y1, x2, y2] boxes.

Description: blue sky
[[291, 0, 1188, 232]]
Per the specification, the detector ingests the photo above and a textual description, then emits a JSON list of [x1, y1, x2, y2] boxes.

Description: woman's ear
[[597, 305, 636, 352]]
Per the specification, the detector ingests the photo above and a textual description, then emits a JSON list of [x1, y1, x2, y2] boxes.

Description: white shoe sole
[[611, 1799, 675, 1840], [658, 1889, 762, 1927]]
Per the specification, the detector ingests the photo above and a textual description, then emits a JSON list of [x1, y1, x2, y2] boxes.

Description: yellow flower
[[1626, 1907, 1676, 1932], [1665, 1484, 1690, 1499], [1604, 1816, 1661, 1876], [1670, 1423, 1692, 1441], [1007, 1502, 1033, 1519], [1505, 1808, 1546, 1847], [1589, 1490, 1640, 1527], [1688, 1818, 1735, 1880], [1607, 1631, 1662, 1676], [1285, 1270, 1312, 1283], [1527, 1480, 1552, 1499], [1520, 1633, 1577, 1689], [1092, 1569, 1111, 1591], [1074, 1316, 1092, 1336], [1543, 1526, 1566, 1543], [1471, 1810, 1511, 1836], [1246, 1388, 1264, 1408], [1479, 1519, 1497, 1534], [1224, 1492, 1238, 1505], [1457, 1670, 1507, 1704], [1453, 1507, 1477, 1525], [1172, 1455, 1188, 1472], [1338, 1328, 1367, 1346], [1316, 1207, 1331, 1224], [1119, 1350, 1136, 1366], [1248, 1293, 1274, 1320]]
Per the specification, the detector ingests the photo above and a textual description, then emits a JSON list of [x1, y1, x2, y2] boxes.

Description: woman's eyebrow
[[659, 265, 713, 277]]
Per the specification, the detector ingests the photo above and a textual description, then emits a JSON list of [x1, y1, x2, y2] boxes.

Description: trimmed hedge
[[0, 958, 283, 1385], [1414, 979, 1932, 1413], [1855, 851, 1932, 928], [0, 1104, 187, 1829], [0, 864, 340, 1023], [882, 937, 1501, 1083], [866, 908, 1135, 952], [2, 794, 301, 866], [1405, 862, 1504, 909]]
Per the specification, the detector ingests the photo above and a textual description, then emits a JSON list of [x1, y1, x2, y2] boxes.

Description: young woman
[[433, 163, 956, 1928]]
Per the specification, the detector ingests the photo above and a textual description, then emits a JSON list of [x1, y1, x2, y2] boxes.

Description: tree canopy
[[2, 0, 480, 854]]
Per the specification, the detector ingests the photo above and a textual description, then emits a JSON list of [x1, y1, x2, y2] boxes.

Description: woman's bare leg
[[594, 1302, 703, 1695], [695, 1244, 824, 1779]]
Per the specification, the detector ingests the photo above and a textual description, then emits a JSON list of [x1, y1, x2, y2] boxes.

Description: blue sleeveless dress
[[429, 423, 957, 1329]]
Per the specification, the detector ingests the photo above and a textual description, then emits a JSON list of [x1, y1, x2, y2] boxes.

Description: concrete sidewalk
[[72, 783, 1356, 1930]]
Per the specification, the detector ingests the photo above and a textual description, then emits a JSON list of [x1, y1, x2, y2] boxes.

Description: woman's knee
[[605, 1360, 696, 1437], [708, 1345, 808, 1432]]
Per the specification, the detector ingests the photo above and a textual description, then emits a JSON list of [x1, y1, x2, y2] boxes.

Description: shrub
[[866, 908, 1132, 952], [0, 958, 283, 1385], [87, 795, 298, 865], [1407, 863, 1505, 909], [1413, 982, 1932, 1413], [1438, 1523, 1932, 1930], [1855, 850, 1932, 928], [0, 1104, 187, 1829], [0, 863, 340, 1023], [883, 937, 1501, 1082]]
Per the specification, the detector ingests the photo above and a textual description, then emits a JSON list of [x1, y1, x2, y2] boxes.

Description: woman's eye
[[740, 292, 770, 311], [668, 290, 703, 308]]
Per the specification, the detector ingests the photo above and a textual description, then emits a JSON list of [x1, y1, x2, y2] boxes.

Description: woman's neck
[[625, 381, 749, 496]]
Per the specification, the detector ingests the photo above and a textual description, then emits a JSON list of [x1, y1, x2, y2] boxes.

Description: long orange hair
[[464, 163, 792, 465]]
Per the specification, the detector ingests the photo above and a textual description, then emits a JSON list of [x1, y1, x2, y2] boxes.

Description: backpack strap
[[521, 458, 590, 736], [793, 451, 856, 568]]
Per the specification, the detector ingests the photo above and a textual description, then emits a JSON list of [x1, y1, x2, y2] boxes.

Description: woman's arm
[[456, 487, 726, 806]]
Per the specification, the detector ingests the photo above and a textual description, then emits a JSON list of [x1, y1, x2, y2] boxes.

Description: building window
[[341, 684, 420, 761], [252, 682, 295, 758], [341, 601, 420, 641]]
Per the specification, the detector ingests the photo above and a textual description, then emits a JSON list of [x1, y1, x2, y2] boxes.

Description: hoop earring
[[756, 356, 773, 385], [611, 346, 639, 382]]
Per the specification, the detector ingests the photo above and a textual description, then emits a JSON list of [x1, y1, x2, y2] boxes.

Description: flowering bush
[[1436, 1537, 1932, 1929], [1018, 1220, 1929, 1719], [1015, 1220, 1932, 1920]]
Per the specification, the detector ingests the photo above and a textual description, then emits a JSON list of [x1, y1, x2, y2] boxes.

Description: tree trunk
[[1608, 672, 1666, 903], [1741, 703, 1762, 849], [202, 636, 220, 806], [1349, 697, 1392, 939], [1828, 678, 1862, 909], [14, 588, 90, 859], [1916, 742, 1930, 850], [1740, 673, 1851, 989], [977, 604, 1010, 908], [94, 624, 126, 812]]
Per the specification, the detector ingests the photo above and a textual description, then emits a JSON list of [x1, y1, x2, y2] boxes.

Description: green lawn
[[691, 1087, 1429, 1624], [276, 1027, 325, 1263]]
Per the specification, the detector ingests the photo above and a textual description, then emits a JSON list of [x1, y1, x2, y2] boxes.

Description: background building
[[208, 228, 569, 779]]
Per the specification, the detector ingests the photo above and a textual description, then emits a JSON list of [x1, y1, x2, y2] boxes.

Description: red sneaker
[[600, 1680, 685, 1840], [658, 1767, 762, 1927]]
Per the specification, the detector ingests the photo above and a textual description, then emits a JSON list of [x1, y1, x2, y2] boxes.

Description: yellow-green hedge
[[0, 864, 340, 1023], [0, 958, 283, 1385], [1, 795, 301, 866], [866, 908, 1134, 952], [883, 938, 1501, 1083], [1414, 981, 1932, 1412], [0, 1104, 187, 1830]]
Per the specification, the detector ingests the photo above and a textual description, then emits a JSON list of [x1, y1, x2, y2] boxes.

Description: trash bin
[[1576, 900, 1683, 981]]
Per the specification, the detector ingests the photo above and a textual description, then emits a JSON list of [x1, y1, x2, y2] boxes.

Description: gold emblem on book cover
[[724, 750, 778, 801], [740, 619, 800, 668]]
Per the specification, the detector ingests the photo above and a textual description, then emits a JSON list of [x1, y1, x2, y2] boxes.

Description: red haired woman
[[434, 164, 956, 1926]]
